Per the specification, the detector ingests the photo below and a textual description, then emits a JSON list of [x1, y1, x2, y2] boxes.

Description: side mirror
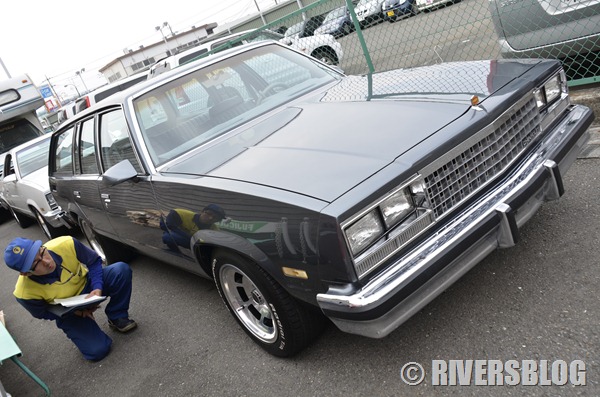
[[102, 160, 138, 187], [2, 173, 16, 183]]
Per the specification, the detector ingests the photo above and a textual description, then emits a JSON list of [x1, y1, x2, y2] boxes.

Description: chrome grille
[[424, 97, 541, 219]]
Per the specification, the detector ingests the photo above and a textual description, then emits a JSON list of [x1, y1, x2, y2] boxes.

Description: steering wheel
[[256, 82, 289, 104]]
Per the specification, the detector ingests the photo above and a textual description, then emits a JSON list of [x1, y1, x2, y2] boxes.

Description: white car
[[355, 0, 386, 26], [282, 30, 344, 65], [148, 29, 344, 80], [0, 134, 68, 239]]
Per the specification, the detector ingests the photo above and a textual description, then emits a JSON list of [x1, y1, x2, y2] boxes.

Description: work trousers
[[55, 262, 133, 361]]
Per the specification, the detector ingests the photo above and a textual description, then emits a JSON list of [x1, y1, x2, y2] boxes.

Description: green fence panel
[[197, 0, 599, 86]]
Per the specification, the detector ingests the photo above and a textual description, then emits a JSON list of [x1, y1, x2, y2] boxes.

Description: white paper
[[52, 294, 106, 307]]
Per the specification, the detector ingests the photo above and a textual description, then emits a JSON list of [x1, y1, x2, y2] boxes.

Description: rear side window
[[16, 137, 51, 178], [53, 126, 75, 174]]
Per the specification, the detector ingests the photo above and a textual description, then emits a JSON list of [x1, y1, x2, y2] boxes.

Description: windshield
[[0, 119, 43, 154], [133, 44, 340, 167], [16, 136, 51, 177], [284, 22, 304, 38]]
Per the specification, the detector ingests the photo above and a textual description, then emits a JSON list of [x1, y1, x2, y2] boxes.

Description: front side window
[[99, 110, 142, 173]]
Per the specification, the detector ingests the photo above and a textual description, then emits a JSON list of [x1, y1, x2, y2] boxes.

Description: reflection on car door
[[96, 109, 168, 257]]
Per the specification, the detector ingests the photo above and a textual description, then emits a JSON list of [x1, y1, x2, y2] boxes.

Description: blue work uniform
[[12, 236, 133, 361]]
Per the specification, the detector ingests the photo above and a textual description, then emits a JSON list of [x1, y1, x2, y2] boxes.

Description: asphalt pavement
[[0, 101, 599, 397]]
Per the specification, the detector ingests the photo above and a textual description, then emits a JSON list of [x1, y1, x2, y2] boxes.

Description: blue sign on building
[[39, 85, 54, 98]]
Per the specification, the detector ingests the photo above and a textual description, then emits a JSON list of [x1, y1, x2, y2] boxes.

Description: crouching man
[[4, 236, 137, 361]]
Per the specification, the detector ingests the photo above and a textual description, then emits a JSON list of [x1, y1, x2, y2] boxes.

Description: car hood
[[21, 167, 50, 190], [315, 18, 344, 33], [164, 60, 541, 202]]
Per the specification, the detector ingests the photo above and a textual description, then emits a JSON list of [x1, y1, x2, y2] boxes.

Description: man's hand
[[74, 305, 100, 319], [86, 289, 103, 298]]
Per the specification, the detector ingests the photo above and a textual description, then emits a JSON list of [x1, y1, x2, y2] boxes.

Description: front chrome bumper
[[317, 104, 594, 338]]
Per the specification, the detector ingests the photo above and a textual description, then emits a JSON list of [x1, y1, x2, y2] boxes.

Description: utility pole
[[0, 57, 11, 78], [253, 0, 267, 24]]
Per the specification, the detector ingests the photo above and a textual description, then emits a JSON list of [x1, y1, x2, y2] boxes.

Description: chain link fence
[[205, 0, 600, 87]]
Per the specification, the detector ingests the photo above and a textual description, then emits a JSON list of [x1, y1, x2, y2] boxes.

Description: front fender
[[190, 229, 272, 277]]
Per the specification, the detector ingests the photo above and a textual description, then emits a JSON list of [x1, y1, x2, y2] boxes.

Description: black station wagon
[[48, 40, 594, 357]]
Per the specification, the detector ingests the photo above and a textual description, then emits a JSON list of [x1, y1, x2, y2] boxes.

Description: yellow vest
[[175, 209, 200, 234], [13, 236, 89, 302]]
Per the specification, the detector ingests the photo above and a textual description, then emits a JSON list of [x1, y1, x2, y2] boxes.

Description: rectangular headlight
[[544, 75, 561, 104], [346, 210, 384, 255], [380, 189, 414, 228]]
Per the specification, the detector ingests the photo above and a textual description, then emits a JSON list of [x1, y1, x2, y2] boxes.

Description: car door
[[490, 0, 600, 53], [96, 108, 165, 254], [49, 117, 116, 238]]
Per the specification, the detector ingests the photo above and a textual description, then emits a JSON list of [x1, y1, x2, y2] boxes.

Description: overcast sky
[[0, 0, 278, 91]]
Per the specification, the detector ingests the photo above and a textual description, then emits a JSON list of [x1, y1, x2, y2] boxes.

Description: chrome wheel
[[218, 263, 277, 343], [7, 204, 32, 228], [33, 209, 53, 240]]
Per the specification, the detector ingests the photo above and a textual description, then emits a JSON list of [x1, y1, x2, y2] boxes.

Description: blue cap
[[204, 204, 226, 220], [4, 238, 43, 273]]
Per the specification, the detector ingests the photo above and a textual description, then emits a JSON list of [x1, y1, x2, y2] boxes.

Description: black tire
[[32, 208, 66, 240], [7, 204, 34, 229], [212, 250, 325, 357], [411, 2, 420, 15], [311, 49, 337, 66], [342, 22, 352, 35], [78, 217, 135, 264]]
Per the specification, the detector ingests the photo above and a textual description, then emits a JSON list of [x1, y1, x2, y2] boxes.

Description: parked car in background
[[48, 40, 593, 357], [73, 73, 147, 113], [0, 74, 46, 179], [148, 49, 209, 79], [382, 0, 418, 22], [416, 0, 455, 12], [314, 6, 354, 37], [488, 0, 600, 80], [0, 74, 46, 220], [57, 102, 78, 124], [0, 134, 68, 239], [216, 28, 344, 66], [284, 14, 326, 40], [149, 30, 285, 79], [355, 0, 385, 26]]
